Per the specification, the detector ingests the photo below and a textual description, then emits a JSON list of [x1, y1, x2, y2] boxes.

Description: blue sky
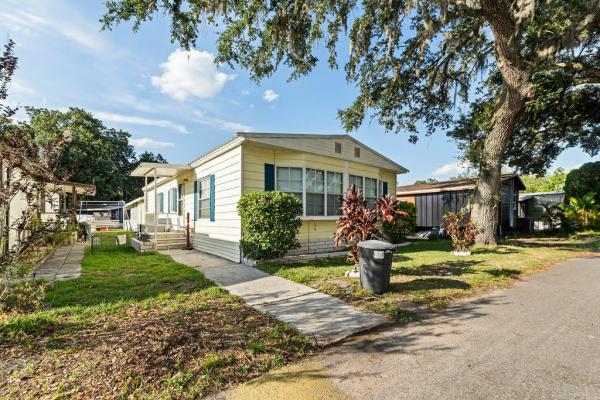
[[1, 0, 597, 185]]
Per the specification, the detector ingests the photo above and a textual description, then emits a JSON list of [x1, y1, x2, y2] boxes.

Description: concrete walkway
[[221, 254, 600, 400], [161, 249, 388, 345], [34, 243, 85, 281]]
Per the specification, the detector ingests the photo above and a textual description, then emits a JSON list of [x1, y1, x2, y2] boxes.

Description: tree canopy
[[521, 167, 567, 193], [564, 162, 600, 202], [102, 0, 600, 244], [28, 108, 167, 201]]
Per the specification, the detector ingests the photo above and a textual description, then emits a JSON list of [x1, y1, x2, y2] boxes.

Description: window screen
[[327, 171, 343, 215], [276, 167, 303, 202], [305, 168, 325, 216]]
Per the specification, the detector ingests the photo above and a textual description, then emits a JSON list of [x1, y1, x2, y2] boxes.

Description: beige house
[[0, 164, 96, 255], [129, 132, 407, 262]]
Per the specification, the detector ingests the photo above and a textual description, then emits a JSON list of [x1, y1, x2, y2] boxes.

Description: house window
[[354, 147, 361, 157], [306, 168, 325, 216], [349, 174, 363, 191], [158, 192, 164, 213], [327, 171, 343, 215], [178, 184, 184, 216], [276, 167, 303, 202], [171, 188, 178, 212], [334, 142, 342, 154], [365, 177, 378, 208], [198, 177, 210, 219]]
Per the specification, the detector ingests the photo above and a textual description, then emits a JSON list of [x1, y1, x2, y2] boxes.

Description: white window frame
[[272, 166, 383, 220], [275, 166, 304, 213], [198, 176, 211, 220], [177, 183, 184, 217], [305, 168, 325, 216], [326, 171, 344, 216]]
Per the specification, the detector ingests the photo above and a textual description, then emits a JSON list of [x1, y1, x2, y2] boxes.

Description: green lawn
[[1, 233, 313, 399], [258, 233, 600, 320]]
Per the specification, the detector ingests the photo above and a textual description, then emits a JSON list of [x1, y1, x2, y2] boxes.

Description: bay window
[[276, 167, 303, 202], [327, 171, 343, 215], [305, 168, 325, 216]]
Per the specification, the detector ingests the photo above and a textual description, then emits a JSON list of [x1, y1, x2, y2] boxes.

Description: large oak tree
[[103, 0, 600, 244]]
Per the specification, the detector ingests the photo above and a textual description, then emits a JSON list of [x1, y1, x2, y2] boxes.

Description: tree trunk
[[473, 1, 534, 245], [471, 89, 525, 245]]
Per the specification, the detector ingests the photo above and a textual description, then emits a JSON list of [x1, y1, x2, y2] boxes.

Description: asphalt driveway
[[223, 253, 600, 400]]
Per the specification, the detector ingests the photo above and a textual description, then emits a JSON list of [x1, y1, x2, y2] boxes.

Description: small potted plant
[[441, 210, 478, 256]]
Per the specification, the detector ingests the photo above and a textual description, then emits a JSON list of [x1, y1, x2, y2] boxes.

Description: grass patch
[[0, 232, 313, 399], [258, 233, 600, 319]]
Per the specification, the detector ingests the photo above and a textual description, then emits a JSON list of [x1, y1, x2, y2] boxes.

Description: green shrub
[[238, 191, 303, 260], [382, 200, 416, 243]]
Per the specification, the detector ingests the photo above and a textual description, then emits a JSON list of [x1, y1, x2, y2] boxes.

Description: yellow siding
[[241, 143, 399, 241], [298, 220, 338, 240]]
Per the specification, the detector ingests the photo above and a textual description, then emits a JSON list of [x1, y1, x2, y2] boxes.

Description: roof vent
[[354, 147, 361, 158], [335, 142, 342, 153]]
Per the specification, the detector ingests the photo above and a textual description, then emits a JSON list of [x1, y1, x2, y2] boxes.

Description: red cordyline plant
[[333, 187, 408, 265], [441, 210, 478, 253]]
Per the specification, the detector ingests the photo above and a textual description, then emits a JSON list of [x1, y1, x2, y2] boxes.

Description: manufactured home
[[128, 132, 407, 262], [518, 191, 565, 231], [396, 174, 526, 233]]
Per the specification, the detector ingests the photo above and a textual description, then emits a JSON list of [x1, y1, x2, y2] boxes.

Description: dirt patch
[[1, 296, 314, 399]]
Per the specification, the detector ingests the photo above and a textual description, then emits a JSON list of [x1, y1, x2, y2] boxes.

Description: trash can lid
[[357, 240, 395, 250]]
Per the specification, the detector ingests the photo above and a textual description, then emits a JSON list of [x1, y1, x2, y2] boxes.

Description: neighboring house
[[125, 197, 145, 232], [128, 132, 408, 262], [0, 164, 96, 255], [396, 174, 526, 233], [518, 191, 565, 231]]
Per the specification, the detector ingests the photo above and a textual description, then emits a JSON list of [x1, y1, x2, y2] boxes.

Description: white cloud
[[94, 111, 188, 134], [8, 80, 36, 97], [432, 160, 471, 177], [151, 49, 235, 101], [130, 137, 174, 149], [0, 6, 109, 54], [263, 89, 279, 102], [194, 111, 252, 132], [241, 90, 250, 95]]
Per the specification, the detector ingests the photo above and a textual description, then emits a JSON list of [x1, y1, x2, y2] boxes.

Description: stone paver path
[[161, 249, 388, 345], [35, 243, 85, 281]]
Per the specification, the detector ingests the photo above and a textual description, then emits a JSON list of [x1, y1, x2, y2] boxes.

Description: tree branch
[[535, 2, 600, 61]]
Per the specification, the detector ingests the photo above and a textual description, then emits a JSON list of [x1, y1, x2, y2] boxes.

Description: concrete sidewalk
[[161, 249, 388, 345], [34, 243, 85, 281]]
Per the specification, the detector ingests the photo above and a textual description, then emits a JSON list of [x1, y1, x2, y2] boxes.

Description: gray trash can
[[358, 240, 395, 294]]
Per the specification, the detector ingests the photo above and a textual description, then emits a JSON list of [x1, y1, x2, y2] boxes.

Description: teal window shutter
[[159, 193, 164, 213], [193, 180, 198, 220], [264, 164, 275, 191], [383, 182, 388, 196], [209, 174, 215, 222]]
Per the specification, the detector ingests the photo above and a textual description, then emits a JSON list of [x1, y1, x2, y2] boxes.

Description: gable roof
[[237, 132, 408, 173], [135, 132, 408, 191], [397, 174, 525, 195]]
